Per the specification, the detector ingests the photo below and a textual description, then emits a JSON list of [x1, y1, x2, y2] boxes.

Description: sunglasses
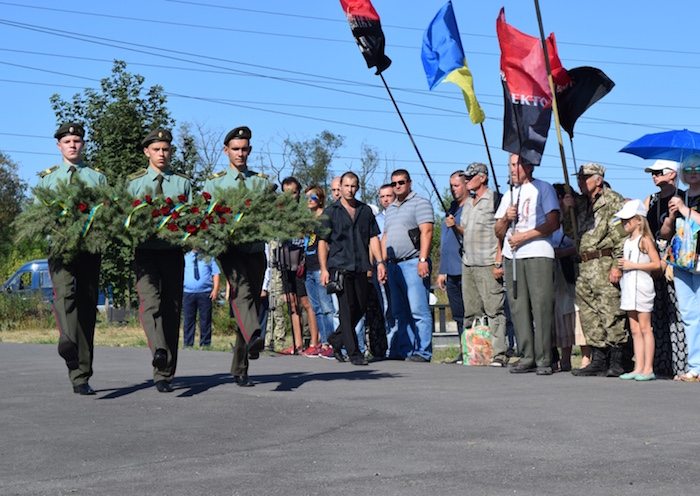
[[684, 166, 700, 174], [650, 170, 667, 176], [390, 180, 407, 187], [305, 194, 319, 201]]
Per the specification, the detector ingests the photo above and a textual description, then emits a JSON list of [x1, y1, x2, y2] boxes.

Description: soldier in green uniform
[[562, 163, 628, 377], [39, 122, 107, 395], [203, 126, 267, 387], [127, 127, 192, 393]]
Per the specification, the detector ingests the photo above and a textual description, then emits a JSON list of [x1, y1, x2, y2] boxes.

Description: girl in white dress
[[615, 199, 661, 381]]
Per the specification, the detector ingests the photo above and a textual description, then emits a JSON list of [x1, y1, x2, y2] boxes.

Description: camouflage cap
[[141, 127, 172, 148], [54, 122, 85, 140], [465, 162, 488, 177], [223, 126, 252, 145], [575, 162, 605, 177]]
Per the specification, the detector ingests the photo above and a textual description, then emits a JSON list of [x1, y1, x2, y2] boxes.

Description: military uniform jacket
[[127, 166, 192, 201], [35, 161, 106, 203], [564, 188, 626, 258], [203, 167, 269, 253], [127, 166, 192, 250]]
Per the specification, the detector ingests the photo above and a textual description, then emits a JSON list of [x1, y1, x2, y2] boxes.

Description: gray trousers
[[504, 257, 554, 368]]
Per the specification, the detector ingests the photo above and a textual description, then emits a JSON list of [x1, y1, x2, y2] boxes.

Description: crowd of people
[[40, 121, 700, 394]]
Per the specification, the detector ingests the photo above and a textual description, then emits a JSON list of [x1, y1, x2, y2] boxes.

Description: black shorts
[[282, 271, 307, 297]]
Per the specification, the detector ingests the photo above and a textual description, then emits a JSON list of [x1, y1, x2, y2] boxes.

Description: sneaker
[[490, 355, 508, 367], [406, 355, 429, 363], [277, 345, 300, 355], [318, 347, 335, 360], [332, 348, 346, 363], [302, 345, 321, 357]]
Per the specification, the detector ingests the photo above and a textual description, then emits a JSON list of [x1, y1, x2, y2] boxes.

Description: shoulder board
[[207, 171, 227, 180], [173, 171, 191, 180], [251, 171, 268, 179], [89, 166, 101, 172], [127, 169, 148, 180], [38, 165, 59, 178]]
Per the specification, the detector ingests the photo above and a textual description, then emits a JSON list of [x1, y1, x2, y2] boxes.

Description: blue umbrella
[[620, 129, 700, 161]]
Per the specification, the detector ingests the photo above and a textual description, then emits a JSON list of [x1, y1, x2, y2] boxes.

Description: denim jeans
[[445, 274, 464, 333], [674, 269, 700, 374], [305, 270, 335, 345], [387, 258, 433, 359]]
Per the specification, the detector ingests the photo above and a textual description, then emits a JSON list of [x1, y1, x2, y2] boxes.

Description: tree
[[283, 131, 344, 188], [50, 60, 175, 185], [0, 151, 44, 281], [358, 143, 380, 205], [50, 61, 178, 307]]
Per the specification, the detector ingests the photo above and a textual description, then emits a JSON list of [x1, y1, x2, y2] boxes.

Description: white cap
[[644, 159, 678, 174], [614, 199, 647, 220]]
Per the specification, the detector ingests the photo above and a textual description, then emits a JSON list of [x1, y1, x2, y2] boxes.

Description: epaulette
[[38, 165, 59, 178], [207, 171, 227, 180], [251, 171, 268, 179], [127, 169, 148, 180], [173, 171, 191, 180]]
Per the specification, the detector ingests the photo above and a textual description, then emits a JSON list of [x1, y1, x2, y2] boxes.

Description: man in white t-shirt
[[495, 154, 560, 375]]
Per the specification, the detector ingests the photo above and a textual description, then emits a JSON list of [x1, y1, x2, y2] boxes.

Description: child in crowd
[[616, 199, 661, 381]]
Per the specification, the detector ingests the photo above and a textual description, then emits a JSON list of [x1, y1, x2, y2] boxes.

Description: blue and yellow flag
[[421, 1, 485, 124]]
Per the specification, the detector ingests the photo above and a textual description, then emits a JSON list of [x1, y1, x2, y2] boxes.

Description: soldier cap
[[141, 127, 173, 148], [223, 126, 252, 145], [575, 162, 605, 177], [54, 122, 85, 140], [465, 162, 488, 177]]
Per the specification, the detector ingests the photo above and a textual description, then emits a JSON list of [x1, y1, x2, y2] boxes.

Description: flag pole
[[379, 72, 449, 214], [533, 0, 578, 245], [479, 123, 500, 196]]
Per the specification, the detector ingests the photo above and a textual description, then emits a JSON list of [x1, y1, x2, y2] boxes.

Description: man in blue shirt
[[182, 251, 221, 348]]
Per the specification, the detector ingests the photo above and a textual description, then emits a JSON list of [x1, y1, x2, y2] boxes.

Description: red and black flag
[[497, 8, 570, 166], [557, 66, 614, 138], [340, 0, 391, 74]]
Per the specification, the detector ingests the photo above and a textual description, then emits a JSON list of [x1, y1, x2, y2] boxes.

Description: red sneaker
[[318, 346, 334, 359], [303, 345, 321, 357], [277, 345, 300, 355]]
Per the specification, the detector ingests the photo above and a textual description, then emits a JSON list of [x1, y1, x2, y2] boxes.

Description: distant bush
[[0, 292, 54, 331]]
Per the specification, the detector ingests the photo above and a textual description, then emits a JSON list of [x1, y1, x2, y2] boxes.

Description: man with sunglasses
[[382, 169, 435, 362], [203, 126, 268, 387]]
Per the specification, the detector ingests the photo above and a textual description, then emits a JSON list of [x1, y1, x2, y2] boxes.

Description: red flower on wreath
[[178, 195, 188, 204], [277, 203, 284, 210], [223, 206, 232, 214], [167, 223, 178, 232], [165, 197, 174, 205], [219, 218, 227, 224], [207, 215, 214, 223], [200, 221, 209, 230], [132, 199, 142, 207], [245, 199, 252, 207], [171, 211, 180, 220], [202, 191, 212, 202], [145, 195, 153, 204], [160, 206, 170, 215], [152, 209, 160, 218], [186, 224, 197, 234], [78, 203, 88, 212], [190, 206, 200, 214], [214, 205, 224, 213]]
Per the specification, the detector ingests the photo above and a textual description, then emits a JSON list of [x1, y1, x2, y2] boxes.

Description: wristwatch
[[419, 257, 428, 263], [493, 262, 503, 269], [376, 260, 386, 266]]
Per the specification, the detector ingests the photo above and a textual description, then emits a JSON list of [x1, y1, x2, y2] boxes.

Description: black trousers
[[134, 248, 184, 382], [218, 248, 266, 376], [327, 271, 369, 361], [49, 252, 101, 387]]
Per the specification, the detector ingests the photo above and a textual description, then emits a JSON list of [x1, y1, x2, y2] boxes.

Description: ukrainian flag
[[421, 1, 485, 125]]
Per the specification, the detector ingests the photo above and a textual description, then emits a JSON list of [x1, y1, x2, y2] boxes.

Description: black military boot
[[606, 346, 625, 377], [571, 347, 608, 376]]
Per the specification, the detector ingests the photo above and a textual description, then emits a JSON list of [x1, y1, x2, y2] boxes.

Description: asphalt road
[[1, 342, 698, 496]]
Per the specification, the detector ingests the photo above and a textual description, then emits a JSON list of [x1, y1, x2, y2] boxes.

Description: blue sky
[[2, 0, 699, 205]]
